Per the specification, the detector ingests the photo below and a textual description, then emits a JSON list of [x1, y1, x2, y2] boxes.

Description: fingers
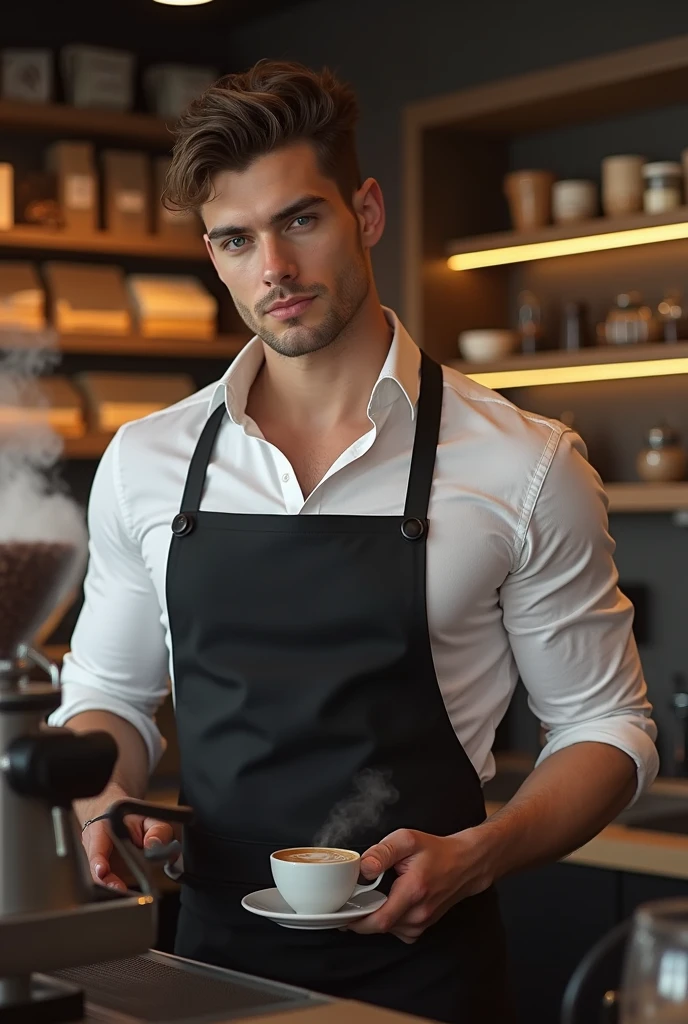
[[349, 872, 427, 936], [360, 828, 420, 877], [141, 818, 174, 849], [82, 820, 127, 891]]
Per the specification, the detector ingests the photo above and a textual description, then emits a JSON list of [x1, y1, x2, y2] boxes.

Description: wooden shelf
[[63, 433, 114, 459], [0, 98, 172, 146], [0, 330, 247, 359], [445, 208, 688, 268], [42, 644, 70, 663], [449, 342, 688, 376], [0, 225, 206, 260], [56, 332, 247, 359], [605, 483, 688, 513]]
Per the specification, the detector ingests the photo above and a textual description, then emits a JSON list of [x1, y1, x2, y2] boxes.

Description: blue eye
[[227, 236, 247, 250], [293, 216, 313, 228]]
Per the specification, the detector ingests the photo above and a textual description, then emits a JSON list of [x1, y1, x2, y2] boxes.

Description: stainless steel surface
[[0, 977, 30, 1004], [53, 950, 328, 1024], [0, 890, 155, 975]]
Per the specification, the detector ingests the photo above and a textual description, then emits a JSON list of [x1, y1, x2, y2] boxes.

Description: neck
[[248, 296, 393, 432]]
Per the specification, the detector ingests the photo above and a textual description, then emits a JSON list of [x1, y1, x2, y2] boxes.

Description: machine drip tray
[[52, 950, 327, 1023]]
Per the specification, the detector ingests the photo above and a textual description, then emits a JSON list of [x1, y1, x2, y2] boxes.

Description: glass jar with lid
[[636, 424, 687, 483], [597, 291, 659, 345], [642, 162, 683, 214]]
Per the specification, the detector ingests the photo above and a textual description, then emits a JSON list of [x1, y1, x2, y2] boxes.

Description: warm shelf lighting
[[447, 220, 688, 270], [153, 0, 214, 5], [465, 356, 688, 389]]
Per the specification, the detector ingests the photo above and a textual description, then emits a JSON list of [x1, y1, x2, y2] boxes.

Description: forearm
[[66, 711, 150, 823], [474, 741, 637, 882]]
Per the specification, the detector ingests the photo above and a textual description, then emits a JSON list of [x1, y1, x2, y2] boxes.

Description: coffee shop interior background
[[5, 2, 688, 1020]]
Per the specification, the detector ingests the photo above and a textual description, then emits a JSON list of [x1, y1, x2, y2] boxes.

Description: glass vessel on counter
[[597, 292, 659, 346], [620, 899, 688, 1022], [636, 424, 687, 483]]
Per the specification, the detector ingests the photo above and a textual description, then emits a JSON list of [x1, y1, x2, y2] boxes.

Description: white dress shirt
[[49, 308, 659, 799]]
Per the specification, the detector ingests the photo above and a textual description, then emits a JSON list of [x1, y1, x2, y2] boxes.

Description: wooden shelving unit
[[0, 225, 206, 260], [445, 208, 688, 269], [605, 483, 688, 513], [403, 33, 688, 362], [0, 98, 172, 145], [42, 644, 70, 663], [449, 341, 688, 378]]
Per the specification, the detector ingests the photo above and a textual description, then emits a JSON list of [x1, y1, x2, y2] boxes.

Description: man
[[51, 60, 658, 1023]]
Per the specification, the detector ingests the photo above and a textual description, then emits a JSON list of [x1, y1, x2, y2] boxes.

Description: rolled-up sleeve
[[48, 430, 169, 770], [499, 429, 659, 802]]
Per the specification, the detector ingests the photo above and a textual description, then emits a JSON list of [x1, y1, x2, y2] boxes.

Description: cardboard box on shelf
[[128, 274, 217, 340], [0, 262, 45, 331], [144, 63, 217, 121], [0, 376, 85, 439], [46, 142, 98, 235], [103, 150, 151, 237], [154, 156, 201, 241], [77, 371, 195, 431], [45, 262, 131, 336], [1, 49, 53, 103], [61, 45, 135, 112], [0, 164, 13, 231]]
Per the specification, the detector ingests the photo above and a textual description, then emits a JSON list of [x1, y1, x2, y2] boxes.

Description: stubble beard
[[233, 251, 371, 358]]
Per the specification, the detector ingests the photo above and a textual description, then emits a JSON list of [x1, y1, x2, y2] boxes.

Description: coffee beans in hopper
[[0, 542, 75, 658]]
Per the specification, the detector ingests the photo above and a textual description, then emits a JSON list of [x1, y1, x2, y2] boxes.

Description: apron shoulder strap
[[403, 352, 443, 520], [179, 404, 225, 512]]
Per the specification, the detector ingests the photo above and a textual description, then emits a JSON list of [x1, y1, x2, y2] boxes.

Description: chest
[[257, 421, 372, 498]]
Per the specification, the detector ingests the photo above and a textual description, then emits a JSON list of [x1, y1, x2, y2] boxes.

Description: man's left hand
[[347, 827, 493, 944]]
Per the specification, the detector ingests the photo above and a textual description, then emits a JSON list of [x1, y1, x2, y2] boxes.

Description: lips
[[266, 297, 314, 321]]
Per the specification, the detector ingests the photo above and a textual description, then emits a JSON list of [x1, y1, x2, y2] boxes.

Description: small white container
[[61, 46, 135, 111], [1, 49, 53, 103], [145, 64, 217, 120], [552, 179, 598, 224], [642, 162, 683, 214], [458, 329, 518, 363]]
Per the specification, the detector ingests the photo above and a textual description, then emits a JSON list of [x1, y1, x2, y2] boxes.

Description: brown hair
[[163, 59, 361, 214]]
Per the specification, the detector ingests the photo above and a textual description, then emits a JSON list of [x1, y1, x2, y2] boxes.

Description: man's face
[[202, 142, 378, 357]]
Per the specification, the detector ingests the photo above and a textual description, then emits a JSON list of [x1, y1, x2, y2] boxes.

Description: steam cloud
[[0, 332, 88, 578], [314, 769, 399, 848]]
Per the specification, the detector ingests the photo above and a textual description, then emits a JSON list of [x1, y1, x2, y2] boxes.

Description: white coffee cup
[[270, 846, 384, 915]]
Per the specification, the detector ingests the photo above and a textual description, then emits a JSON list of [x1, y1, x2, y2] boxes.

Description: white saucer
[[241, 888, 387, 930]]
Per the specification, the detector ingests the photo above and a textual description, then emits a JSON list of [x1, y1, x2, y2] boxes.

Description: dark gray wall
[[226, 1, 688, 771]]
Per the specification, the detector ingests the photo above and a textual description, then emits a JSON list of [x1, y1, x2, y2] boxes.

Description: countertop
[[485, 755, 688, 881]]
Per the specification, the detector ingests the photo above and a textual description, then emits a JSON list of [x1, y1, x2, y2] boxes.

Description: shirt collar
[[208, 306, 421, 424]]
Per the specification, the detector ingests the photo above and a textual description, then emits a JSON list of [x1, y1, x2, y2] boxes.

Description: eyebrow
[[206, 194, 328, 242]]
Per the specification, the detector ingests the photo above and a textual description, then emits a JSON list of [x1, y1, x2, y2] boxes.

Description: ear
[[352, 177, 385, 250]]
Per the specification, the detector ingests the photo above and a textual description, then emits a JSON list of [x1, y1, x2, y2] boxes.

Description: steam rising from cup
[[0, 335, 88, 656], [314, 769, 399, 848]]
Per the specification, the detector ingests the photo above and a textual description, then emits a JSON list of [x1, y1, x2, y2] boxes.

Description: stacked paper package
[[128, 274, 217, 340]]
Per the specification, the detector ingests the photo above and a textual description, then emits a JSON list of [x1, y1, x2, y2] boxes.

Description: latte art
[[274, 847, 357, 864]]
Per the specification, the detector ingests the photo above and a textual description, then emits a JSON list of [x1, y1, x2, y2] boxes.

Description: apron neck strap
[[403, 352, 443, 520], [180, 403, 225, 511]]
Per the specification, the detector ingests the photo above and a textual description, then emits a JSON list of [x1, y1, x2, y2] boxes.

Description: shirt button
[[282, 473, 290, 483]]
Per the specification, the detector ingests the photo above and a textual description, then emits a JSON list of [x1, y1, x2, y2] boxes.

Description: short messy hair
[[163, 59, 361, 213]]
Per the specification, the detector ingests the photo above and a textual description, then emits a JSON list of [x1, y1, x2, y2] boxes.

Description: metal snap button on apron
[[171, 513, 195, 537], [400, 517, 426, 541]]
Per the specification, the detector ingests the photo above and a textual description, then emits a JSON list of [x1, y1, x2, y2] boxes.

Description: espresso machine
[[0, 522, 332, 1022]]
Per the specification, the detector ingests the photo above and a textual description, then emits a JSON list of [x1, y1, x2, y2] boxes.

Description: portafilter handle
[[106, 799, 194, 896]]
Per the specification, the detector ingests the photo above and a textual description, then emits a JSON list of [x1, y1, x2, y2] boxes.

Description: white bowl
[[458, 329, 518, 363]]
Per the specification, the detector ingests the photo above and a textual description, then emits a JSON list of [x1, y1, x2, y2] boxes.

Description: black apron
[[166, 352, 513, 1024]]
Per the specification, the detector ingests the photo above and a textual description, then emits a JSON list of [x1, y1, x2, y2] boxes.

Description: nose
[[261, 235, 298, 288]]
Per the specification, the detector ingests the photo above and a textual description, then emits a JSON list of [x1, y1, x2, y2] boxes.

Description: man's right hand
[[79, 784, 175, 891]]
